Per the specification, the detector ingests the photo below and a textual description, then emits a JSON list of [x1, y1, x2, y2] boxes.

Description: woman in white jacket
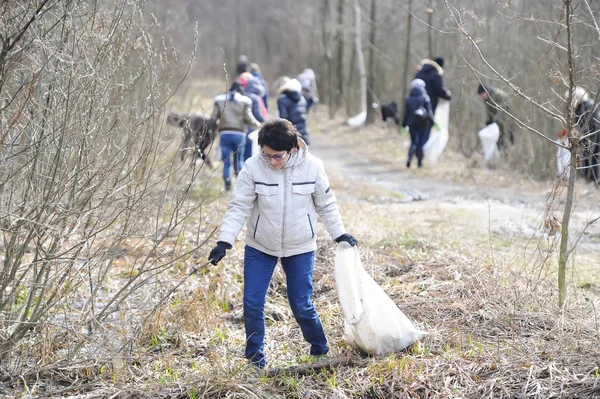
[[208, 119, 357, 369]]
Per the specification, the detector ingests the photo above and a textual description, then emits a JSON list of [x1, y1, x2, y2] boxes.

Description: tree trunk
[[322, 0, 334, 118], [335, 0, 346, 113], [346, 41, 357, 116], [402, 0, 414, 113], [427, 1, 434, 58], [365, 0, 377, 125], [354, 0, 367, 117]]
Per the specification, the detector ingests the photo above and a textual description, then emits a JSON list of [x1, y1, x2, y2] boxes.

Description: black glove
[[335, 233, 358, 247], [208, 241, 233, 265]]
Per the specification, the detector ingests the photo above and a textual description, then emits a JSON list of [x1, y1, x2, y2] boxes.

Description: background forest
[[1, 0, 599, 398]]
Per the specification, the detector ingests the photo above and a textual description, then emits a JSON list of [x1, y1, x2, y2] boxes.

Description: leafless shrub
[[0, 0, 218, 379]]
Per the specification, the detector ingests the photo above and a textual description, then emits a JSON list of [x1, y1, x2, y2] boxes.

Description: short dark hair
[[258, 119, 300, 151]]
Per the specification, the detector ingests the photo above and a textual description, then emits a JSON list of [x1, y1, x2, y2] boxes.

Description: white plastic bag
[[248, 129, 260, 158], [334, 243, 427, 356], [423, 100, 450, 164], [556, 135, 570, 180], [477, 123, 500, 161]]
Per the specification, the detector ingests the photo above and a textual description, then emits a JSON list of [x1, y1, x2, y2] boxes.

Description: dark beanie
[[434, 56, 445, 68], [477, 84, 486, 95]]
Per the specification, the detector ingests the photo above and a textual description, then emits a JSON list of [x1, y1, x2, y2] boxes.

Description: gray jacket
[[218, 140, 346, 257], [211, 92, 261, 133]]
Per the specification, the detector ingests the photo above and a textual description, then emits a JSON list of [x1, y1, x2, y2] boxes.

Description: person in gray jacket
[[211, 81, 261, 190], [208, 119, 357, 369]]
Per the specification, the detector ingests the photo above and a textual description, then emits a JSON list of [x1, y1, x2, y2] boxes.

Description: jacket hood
[[409, 86, 426, 97], [278, 78, 302, 94], [283, 90, 302, 102], [420, 59, 444, 76]]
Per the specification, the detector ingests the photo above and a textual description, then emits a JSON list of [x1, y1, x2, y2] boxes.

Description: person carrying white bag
[[334, 242, 427, 356]]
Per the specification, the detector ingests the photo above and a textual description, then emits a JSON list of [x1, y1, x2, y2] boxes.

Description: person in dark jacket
[[415, 57, 452, 113], [249, 63, 269, 110], [478, 84, 514, 151], [402, 79, 435, 168], [277, 78, 310, 145], [237, 72, 269, 162], [568, 86, 600, 182]]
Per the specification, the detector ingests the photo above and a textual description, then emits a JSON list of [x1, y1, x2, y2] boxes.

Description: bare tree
[[353, 0, 367, 121], [365, 0, 377, 124], [401, 0, 414, 112], [335, 0, 346, 114]]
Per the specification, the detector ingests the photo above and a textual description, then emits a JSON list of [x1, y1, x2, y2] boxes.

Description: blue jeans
[[220, 131, 246, 184], [243, 245, 328, 368]]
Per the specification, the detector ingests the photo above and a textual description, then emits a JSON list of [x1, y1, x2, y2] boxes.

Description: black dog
[[381, 101, 400, 125], [166, 112, 218, 167]]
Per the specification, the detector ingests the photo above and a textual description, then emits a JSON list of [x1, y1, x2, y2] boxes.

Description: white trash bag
[[477, 122, 500, 161], [248, 129, 260, 158], [423, 99, 450, 164], [334, 243, 427, 356]]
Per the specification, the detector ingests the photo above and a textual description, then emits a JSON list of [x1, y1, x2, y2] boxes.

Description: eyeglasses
[[261, 149, 288, 160]]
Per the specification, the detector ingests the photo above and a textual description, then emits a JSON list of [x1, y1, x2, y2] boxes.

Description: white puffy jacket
[[218, 140, 346, 257]]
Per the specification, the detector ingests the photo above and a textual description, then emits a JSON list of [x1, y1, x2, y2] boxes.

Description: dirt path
[[308, 124, 600, 267]]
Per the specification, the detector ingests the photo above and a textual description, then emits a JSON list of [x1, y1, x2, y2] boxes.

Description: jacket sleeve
[[278, 98, 289, 120], [401, 101, 409, 128], [210, 101, 221, 125], [243, 103, 261, 130], [251, 98, 265, 123], [312, 159, 346, 240], [217, 167, 256, 246], [435, 75, 452, 101], [426, 98, 435, 124]]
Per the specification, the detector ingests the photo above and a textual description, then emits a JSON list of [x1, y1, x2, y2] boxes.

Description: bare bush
[[0, 0, 214, 377]]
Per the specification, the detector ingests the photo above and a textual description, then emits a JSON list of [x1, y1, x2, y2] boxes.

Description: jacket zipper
[[307, 214, 314, 238], [253, 215, 260, 238], [281, 168, 287, 257]]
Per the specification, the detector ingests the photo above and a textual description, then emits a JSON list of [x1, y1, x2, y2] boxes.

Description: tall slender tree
[[366, 0, 377, 124]]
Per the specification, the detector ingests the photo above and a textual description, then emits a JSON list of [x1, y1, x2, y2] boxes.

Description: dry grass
[[4, 83, 600, 399]]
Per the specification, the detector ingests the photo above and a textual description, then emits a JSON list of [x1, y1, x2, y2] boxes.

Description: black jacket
[[415, 61, 452, 112]]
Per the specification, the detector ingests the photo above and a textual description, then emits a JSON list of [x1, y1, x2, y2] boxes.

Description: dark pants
[[408, 125, 428, 166], [243, 246, 328, 368]]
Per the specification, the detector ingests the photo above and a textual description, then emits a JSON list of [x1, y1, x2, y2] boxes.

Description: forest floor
[[11, 82, 600, 399]]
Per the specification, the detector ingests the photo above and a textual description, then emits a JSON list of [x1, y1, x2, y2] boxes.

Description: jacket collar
[[420, 59, 444, 76], [260, 137, 308, 170]]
